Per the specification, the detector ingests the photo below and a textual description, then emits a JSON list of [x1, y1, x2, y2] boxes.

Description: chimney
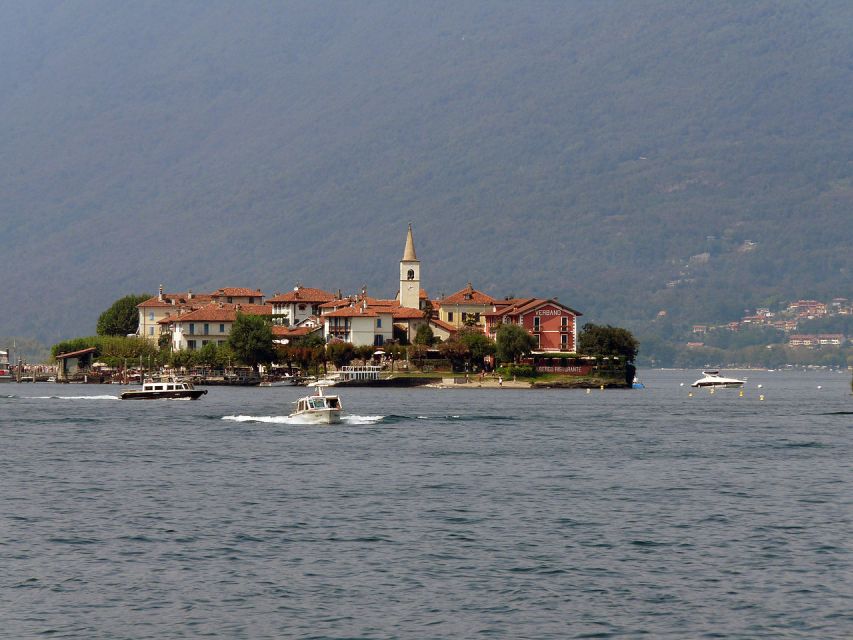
[[158, 284, 164, 302]]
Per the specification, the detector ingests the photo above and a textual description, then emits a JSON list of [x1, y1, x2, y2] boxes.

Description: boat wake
[[222, 414, 385, 425], [13, 395, 120, 401]]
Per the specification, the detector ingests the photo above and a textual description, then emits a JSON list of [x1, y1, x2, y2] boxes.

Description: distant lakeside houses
[[687, 297, 852, 349], [136, 225, 583, 353]]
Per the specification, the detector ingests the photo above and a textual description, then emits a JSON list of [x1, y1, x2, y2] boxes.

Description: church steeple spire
[[402, 222, 417, 261], [399, 223, 421, 309]]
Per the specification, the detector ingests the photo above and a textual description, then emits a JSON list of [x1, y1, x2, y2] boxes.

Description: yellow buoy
[[739, 390, 744, 397], [759, 394, 765, 401]]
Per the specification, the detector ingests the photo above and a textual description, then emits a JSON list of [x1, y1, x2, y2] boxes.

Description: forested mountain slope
[[1, 1, 851, 342]]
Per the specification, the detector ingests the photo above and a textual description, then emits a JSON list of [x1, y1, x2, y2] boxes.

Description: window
[[474, 313, 480, 322], [561, 334, 568, 349], [374, 335, 384, 346], [149, 327, 154, 336], [187, 340, 196, 351], [448, 312, 454, 322], [536, 334, 541, 349], [204, 323, 209, 335], [249, 297, 255, 304], [189, 323, 195, 334], [299, 304, 306, 311], [219, 324, 225, 333], [202, 340, 209, 347], [407, 268, 415, 280], [376, 318, 382, 328], [533, 316, 541, 332], [148, 311, 154, 321], [561, 316, 569, 331], [227, 297, 233, 303], [462, 312, 467, 322]]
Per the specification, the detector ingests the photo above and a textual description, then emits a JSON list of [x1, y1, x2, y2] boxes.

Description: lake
[[1, 369, 851, 639]]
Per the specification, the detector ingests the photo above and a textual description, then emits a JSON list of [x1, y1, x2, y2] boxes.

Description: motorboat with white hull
[[290, 386, 343, 424], [691, 370, 746, 389], [120, 379, 207, 400]]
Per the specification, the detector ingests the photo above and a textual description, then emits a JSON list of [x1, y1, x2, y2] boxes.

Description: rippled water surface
[[2, 370, 851, 638]]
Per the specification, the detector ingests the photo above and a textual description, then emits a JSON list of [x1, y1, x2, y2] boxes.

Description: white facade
[[324, 312, 395, 347]]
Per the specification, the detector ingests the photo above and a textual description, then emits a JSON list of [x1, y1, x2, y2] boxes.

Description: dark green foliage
[[495, 324, 536, 364], [457, 329, 496, 368], [327, 342, 355, 368], [502, 364, 536, 379], [96, 294, 150, 336], [227, 313, 275, 371], [50, 335, 158, 366], [414, 325, 435, 346], [578, 324, 639, 362]]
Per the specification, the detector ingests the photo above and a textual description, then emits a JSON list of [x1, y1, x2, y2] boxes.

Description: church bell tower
[[399, 223, 421, 309]]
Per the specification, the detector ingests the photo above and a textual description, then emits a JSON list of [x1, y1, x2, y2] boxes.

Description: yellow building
[[437, 283, 496, 330]]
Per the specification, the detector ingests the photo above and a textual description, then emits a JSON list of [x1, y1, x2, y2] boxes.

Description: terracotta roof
[[267, 286, 336, 303], [272, 326, 316, 337], [440, 283, 496, 306], [429, 318, 458, 333], [319, 298, 355, 310], [137, 293, 212, 308], [159, 303, 271, 323], [392, 307, 426, 320], [211, 287, 265, 298], [486, 298, 583, 318]]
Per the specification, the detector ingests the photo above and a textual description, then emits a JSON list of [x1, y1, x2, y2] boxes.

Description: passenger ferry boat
[[120, 378, 207, 400], [290, 386, 343, 424], [691, 370, 746, 389], [0, 349, 12, 383]]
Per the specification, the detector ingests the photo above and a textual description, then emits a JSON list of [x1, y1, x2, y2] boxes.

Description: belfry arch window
[[407, 269, 415, 280]]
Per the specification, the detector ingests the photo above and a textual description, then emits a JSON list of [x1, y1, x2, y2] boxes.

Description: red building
[[485, 298, 582, 353]]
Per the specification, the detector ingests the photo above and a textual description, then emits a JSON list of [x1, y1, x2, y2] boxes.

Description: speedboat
[[120, 378, 207, 400], [290, 386, 343, 424], [313, 373, 343, 387], [690, 370, 745, 388]]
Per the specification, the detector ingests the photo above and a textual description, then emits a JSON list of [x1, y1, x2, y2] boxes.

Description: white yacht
[[290, 386, 343, 424], [120, 378, 207, 400], [691, 370, 746, 389]]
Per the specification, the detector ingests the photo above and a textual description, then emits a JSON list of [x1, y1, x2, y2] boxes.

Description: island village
[[16, 225, 637, 389], [139, 226, 582, 355]]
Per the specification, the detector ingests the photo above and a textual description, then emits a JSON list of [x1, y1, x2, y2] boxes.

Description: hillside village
[[688, 298, 853, 349], [136, 225, 583, 357]]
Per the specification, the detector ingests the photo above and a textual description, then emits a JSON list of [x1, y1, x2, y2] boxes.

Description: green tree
[[227, 312, 275, 372], [96, 294, 150, 336], [457, 328, 495, 369], [495, 323, 536, 364], [327, 341, 355, 368], [414, 324, 435, 346], [578, 323, 639, 362]]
